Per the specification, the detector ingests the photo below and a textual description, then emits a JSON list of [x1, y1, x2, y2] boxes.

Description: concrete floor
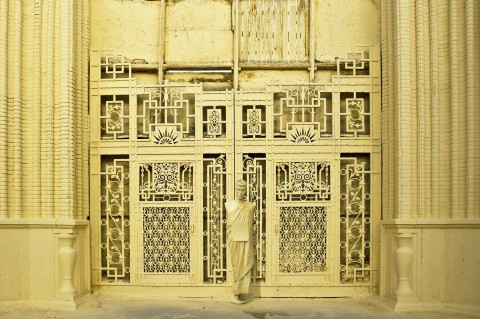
[[0, 295, 476, 319]]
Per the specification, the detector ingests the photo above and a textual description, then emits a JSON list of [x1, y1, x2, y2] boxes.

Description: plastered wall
[[315, 0, 380, 61], [381, 226, 480, 309], [90, 0, 380, 89], [0, 224, 90, 306]]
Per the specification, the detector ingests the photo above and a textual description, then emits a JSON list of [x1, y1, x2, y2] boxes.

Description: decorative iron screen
[[279, 206, 327, 273], [100, 157, 130, 283], [340, 155, 371, 283], [143, 206, 190, 273], [139, 162, 194, 202], [203, 154, 227, 283], [91, 44, 380, 290], [242, 154, 267, 282], [276, 161, 331, 201]]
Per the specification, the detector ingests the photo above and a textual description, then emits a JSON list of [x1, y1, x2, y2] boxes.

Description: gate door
[[235, 88, 336, 287], [90, 46, 380, 294]]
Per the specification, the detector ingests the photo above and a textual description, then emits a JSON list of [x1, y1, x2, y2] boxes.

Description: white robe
[[225, 200, 255, 295]]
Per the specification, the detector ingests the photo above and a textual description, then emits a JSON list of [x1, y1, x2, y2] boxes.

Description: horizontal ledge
[[240, 62, 311, 70], [128, 61, 344, 72], [165, 63, 234, 71], [381, 219, 480, 228], [0, 218, 89, 227]]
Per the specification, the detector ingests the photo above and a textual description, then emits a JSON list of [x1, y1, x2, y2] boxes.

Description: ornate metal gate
[[90, 45, 380, 295]]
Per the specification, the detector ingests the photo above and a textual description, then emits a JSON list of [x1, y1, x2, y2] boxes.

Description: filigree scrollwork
[[143, 207, 190, 273], [346, 99, 365, 132], [139, 162, 194, 201], [242, 105, 266, 138], [272, 85, 333, 140], [340, 93, 371, 137], [106, 101, 124, 133], [247, 109, 261, 134], [340, 155, 371, 284], [101, 95, 129, 140], [203, 155, 227, 283], [202, 106, 226, 138], [100, 159, 130, 282], [279, 206, 327, 273], [276, 161, 331, 201], [208, 110, 221, 135], [242, 154, 267, 282]]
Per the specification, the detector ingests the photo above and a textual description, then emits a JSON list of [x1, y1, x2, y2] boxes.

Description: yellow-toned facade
[[0, 0, 479, 315]]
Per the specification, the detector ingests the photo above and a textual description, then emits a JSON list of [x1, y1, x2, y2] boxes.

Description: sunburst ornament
[[290, 126, 317, 143], [153, 128, 179, 145]]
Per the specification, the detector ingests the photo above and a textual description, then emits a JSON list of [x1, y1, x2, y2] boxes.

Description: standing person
[[225, 180, 255, 304]]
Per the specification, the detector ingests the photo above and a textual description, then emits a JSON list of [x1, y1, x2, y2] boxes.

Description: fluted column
[[0, 0, 8, 219], [466, 0, 479, 218], [382, 0, 480, 220], [8, 0, 23, 219], [0, 0, 89, 221], [381, 0, 480, 311], [394, 0, 412, 219], [41, 0, 55, 219]]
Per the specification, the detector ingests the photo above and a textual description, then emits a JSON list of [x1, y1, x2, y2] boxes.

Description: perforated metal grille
[[279, 206, 327, 273], [143, 207, 190, 273]]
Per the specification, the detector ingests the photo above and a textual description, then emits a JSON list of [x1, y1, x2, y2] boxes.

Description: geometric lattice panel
[[279, 206, 327, 273], [143, 207, 190, 273]]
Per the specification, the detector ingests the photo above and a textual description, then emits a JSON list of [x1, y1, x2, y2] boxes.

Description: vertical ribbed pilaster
[[408, 0, 418, 218], [436, 0, 451, 218], [0, 0, 8, 219], [41, 0, 55, 219], [7, 0, 23, 218], [0, 0, 89, 221], [449, 0, 466, 219], [476, 0, 480, 219], [415, 0, 425, 219], [32, 0, 42, 218], [20, 0, 32, 218], [382, 0, 396, 220], [81, 0, 90, 219], [55, 0, 75, 219], [21, 0, 42, 219], [382, 0, 480, 221], [74, 0, 82, 220], [394, 0, 411, 219], [429, 0, 439, 218], [380, 0, 391, 219], [466, 0, 479, 218]]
